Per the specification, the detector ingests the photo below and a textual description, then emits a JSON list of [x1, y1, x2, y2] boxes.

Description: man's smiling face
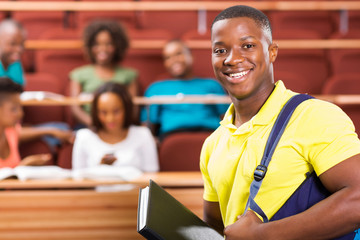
[[211, 17, 277, 100]]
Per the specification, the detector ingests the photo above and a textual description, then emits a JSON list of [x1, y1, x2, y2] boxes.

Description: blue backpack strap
[[244, 94, 314, 222]]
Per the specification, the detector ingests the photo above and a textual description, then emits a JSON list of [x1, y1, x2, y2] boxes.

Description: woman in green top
[[69, 20, 138, 128]]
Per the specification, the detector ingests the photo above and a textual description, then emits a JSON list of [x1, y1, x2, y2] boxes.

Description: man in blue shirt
[[141, 40, 229, 139]]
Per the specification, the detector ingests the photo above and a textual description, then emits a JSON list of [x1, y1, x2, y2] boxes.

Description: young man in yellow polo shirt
[[201, 5, 360, 239]]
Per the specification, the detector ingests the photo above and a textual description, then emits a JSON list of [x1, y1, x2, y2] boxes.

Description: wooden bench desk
[[0, 172, 204, 240]]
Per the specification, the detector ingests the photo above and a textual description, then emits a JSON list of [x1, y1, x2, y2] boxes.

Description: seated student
[[0, 19, 26, 86], [69, 20, 138, 128], [0, 18, 74, 152], [72, 82, 158, 172], [140, 39, 229, 140], [0, 77, 51, 168]]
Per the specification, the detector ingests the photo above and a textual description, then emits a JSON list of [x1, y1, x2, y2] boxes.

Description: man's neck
[[231, 85, 275, 128]]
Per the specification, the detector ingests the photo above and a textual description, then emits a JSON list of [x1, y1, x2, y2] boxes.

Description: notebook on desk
[[137, 180, 223, 240]]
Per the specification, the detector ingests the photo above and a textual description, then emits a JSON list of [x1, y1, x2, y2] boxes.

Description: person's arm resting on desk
[[19, 126, 74, 144], [224, 154, 360, 240]]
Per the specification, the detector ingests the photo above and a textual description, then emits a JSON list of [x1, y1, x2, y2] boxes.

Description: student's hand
[[100, 154, 117, 165], [50, 129, 75, 144], [224, 210, 263, 240], [20, 154, 52, 166]]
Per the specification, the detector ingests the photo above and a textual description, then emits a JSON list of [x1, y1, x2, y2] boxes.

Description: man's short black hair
[[0, 77, 23, 103], [212, 5, 273, 42]]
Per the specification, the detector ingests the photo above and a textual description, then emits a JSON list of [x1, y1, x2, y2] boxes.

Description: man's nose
[[224, 49, 245, 66]]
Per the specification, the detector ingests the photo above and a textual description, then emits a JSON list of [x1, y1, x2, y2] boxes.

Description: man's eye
[[214, 49, 227, 54], [244, 44, 255, 49]]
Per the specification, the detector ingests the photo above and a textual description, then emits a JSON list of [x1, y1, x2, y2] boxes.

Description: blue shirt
[[141, 78, 229, 135], [0, 61, 25, 86]]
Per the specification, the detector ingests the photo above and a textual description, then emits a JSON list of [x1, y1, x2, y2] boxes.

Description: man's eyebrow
[[212, 41, 225, 46], [239, 35, 256, 41], [212, 35, 257, 45]]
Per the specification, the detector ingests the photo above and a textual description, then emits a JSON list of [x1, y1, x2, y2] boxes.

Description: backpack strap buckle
[[254, 165, 267, 181]]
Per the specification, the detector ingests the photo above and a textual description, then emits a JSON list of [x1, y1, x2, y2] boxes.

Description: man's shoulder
[[292, 97, 353, 129], [203, 125, 227, 147], [300, 98, 344, 116]]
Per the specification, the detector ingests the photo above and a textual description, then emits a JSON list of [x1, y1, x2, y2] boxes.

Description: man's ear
[[269, 42, 279, 63]]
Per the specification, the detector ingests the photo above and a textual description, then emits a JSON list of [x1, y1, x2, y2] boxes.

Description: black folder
[[137, 180, 223, 240]]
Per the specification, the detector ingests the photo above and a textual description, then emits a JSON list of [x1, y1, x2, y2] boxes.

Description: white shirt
[[72, 125, 159, 172]]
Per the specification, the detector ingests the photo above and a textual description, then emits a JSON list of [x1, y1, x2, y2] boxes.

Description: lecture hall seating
[[76, 0, 144, 30], [12, 0, 76, 71], [181, 29, 214, 79], [5, 0, 359, 170], [140, 0, 199, 38], [23, 72, 66, 125], [273, 29, 330, 94], [322, 73, 360, 136], [34, 28, 85, 93], [159, 131, 212, 171], [19, 139, 55, 165], [328, 30, 360, 77], [5, 2, 360, 239], [268, 11, 338, 39]]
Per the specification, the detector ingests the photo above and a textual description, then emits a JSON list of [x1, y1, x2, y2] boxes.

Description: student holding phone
[[72, 82, 158, 172]]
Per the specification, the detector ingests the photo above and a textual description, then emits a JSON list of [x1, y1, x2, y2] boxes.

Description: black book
[[137, 180, 223, 240]]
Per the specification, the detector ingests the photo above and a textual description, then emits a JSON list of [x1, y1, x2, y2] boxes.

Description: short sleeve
[[69, 66, 88, 84], [301, 100, 360, 175], [200, 137, 219, 202]]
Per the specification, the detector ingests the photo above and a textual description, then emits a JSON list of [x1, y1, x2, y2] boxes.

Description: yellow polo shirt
[[200, 81, 360, 227]]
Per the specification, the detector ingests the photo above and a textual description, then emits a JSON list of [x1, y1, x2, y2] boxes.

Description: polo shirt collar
[[252, 80, 289, 126], [220, 81, 290, 131]]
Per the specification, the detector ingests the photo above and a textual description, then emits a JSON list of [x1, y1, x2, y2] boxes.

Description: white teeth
[[229, 71, 249, 78]]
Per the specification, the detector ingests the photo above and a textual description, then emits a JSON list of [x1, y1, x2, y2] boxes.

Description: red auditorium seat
[[332, 10, 360, 37], [23, 72, 66, 125], [13, 0, 76, 72], [274, 49, 330, 94], [12, 12, 71, 40], [329, 30, 360, 76], [329, 49, 360, 76], [34, 28, 85, 93], [159, 131, 212, 171], [272, 29, 329, 94], [268, 11, 338, 39], [57, 143, 73, 169], [75, 0, 144, 30], [322, 73, 360, 136], [19, 139, 55, 165], [140, 0, 198, 38], [181, 30, 215, 79], [274, 71, 313, 94], [123, 28, 174, 94]]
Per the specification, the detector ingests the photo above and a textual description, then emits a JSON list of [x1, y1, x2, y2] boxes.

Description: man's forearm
[[260, 186, 360, 240]]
